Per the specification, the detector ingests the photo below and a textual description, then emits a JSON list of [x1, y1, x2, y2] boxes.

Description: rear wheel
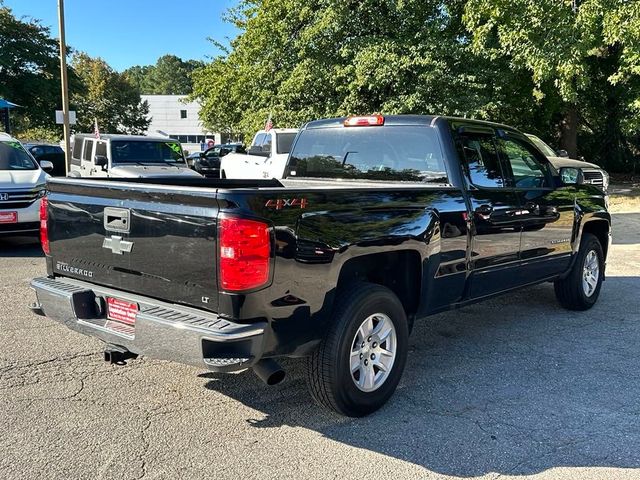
[[306, 283, 409, 417], [554, 233, 604, 310]]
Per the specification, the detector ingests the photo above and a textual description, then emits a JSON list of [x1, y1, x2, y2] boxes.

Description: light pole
[[57, 0, 71, 173]]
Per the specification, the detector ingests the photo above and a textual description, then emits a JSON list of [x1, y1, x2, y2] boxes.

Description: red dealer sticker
[[106, 297, 138, 326], [0, 211, 17, 224]]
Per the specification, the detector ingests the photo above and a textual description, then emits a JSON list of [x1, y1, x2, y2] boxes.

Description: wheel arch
[[335, 250, 422, 318]]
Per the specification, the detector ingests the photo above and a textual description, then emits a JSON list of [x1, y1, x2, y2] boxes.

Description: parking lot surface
[[1, 212, 639, 480]]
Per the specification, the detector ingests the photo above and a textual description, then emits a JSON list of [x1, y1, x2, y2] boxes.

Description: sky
[[4, 0, 240, 71]]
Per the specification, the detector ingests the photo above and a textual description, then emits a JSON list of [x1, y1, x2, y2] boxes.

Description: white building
[[141, 94, 220, 154]]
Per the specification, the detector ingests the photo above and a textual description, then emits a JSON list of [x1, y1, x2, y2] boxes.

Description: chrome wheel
[[350, 313, 397, 392], [582, 250, 600, 297]]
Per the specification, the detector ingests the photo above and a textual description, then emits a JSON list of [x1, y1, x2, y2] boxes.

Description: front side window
[[0, 141, 38, 170], [459, 135, 506, 188], [498, 137, 548, 188], [289, 126, 448, 183], [276, 132, 296, 154], [111, 141, 185, 164], [95, 142, 107, 158]]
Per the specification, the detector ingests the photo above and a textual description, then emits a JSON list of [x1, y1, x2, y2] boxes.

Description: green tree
[[71, 53, 150, 134], [464, 0, 640, 170], [0, 5, 77, 135], [192, 0, 538, 139], [124, 55, 205, 95]]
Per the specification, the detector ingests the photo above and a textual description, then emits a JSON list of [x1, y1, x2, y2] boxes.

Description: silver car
[[527, 134, 609, 192]]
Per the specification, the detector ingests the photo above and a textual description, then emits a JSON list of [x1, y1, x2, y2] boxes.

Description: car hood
[[109, 165, 203, 178], [547, 156, 601, 170], [0, 169, 48, 189]]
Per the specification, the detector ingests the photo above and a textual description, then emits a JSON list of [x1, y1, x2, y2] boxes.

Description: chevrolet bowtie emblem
[[102, 236, 134, 255]]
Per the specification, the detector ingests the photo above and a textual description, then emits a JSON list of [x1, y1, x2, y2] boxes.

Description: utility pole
[[57, 0, 71, 173]]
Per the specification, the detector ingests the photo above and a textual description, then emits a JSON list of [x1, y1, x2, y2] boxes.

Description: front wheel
[[306, 283, 409, 417], [554, 233, 604, 310]]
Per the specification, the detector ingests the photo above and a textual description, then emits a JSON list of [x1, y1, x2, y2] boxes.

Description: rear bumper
[[30, 276, 267, 372]]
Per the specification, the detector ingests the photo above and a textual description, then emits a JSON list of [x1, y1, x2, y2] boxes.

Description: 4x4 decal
[[265, 198, 308, 210]]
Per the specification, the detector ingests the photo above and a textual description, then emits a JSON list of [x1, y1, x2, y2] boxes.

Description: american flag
[[264, 113, 273, 132], [94, 118, 101, 139]]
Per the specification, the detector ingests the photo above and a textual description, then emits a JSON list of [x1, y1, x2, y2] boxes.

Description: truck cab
[[69, 134, 202, 179], [220, 128, 298, 179]]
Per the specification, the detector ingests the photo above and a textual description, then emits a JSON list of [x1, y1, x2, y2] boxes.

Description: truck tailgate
[[46, 179, 220, 312]]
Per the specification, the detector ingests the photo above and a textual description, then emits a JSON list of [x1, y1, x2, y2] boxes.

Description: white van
[[69, 134, 202, 178], [0, 133, 52, 236]]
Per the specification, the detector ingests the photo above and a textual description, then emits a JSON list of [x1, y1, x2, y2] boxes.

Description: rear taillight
[[344, 115, 385, 127], [219, 217, 271, 292], [39, 197, 50, 255]]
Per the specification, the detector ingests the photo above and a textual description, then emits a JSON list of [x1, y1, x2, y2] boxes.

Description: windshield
[[276, 133, 297, 154], [111, 140, 186, 165], [0, 141, 38, 171], [527, 135, 556, 158], [288, 126, 448, 183]]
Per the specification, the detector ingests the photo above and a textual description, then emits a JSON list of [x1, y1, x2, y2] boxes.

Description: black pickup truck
[[31, 115, 611, 416]]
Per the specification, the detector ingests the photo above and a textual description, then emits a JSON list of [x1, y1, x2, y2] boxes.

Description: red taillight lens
[[344, 115, 385, 127], [219, 217, 271, 292], [39, 197, 50, 255]]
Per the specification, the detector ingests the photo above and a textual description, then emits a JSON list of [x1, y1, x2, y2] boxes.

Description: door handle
[[524, 202, 540, 215]]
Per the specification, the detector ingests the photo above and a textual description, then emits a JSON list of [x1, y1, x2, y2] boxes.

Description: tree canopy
[[0, 5, 71, 134], [0, 5, 149, 138], [71, 52, 150, 134], [124, 55, 204, 95], [192, 0, 640, 172]]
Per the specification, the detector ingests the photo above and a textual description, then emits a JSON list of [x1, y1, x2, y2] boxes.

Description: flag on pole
[[264, 113, 273, 132], [94, 118, 101, 139]]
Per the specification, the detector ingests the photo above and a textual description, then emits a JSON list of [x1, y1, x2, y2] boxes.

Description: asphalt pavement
[[1, 212, 639, 480]]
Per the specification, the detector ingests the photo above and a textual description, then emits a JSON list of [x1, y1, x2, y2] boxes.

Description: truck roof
[[303, 115, 519, 133], [72, 134, 177, 142]]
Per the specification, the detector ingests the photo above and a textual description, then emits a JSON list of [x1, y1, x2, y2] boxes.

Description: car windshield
[[289, 125, 448, 183], [111, 140, 185, 164], [0, 141, 38, 171], [527, 135, 557, 158]]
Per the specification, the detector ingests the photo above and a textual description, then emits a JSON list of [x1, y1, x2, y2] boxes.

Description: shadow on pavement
[[200, 276, 640, 476], [0, 236, 43, 258]]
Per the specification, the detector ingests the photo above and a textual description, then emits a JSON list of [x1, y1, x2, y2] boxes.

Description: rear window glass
[[289, 126, 448, 183], [276, 132, 296, 154]]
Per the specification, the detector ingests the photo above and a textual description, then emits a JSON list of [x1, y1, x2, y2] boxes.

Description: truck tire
[[306, 282, 409, 417], [554, 233, 604, 311]]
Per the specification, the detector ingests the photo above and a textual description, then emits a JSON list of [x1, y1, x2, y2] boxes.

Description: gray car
[[527, 134, 609, 192]]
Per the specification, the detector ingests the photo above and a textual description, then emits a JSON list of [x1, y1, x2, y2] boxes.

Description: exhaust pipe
[[253, 359, 286, 386], [104, 345, 138, 365]]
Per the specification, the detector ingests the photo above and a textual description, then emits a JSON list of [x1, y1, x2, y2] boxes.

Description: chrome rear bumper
[[30, 276, 266, 372]]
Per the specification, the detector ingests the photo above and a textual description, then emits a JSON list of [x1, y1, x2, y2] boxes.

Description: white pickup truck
[[219, 129, 298, 179]]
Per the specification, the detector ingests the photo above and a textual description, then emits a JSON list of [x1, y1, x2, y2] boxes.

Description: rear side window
[[71, 138, 82, 164], [82, 139, 94, 161], [459, 135, 506, 188], [289, 126, 448, 183]]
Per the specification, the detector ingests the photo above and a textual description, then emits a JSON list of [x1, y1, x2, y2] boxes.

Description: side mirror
[[39, 160, 54, 173], [556, 149, 569, 158], [560, 167, 581, 185], [94, 155, 108, 169]]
